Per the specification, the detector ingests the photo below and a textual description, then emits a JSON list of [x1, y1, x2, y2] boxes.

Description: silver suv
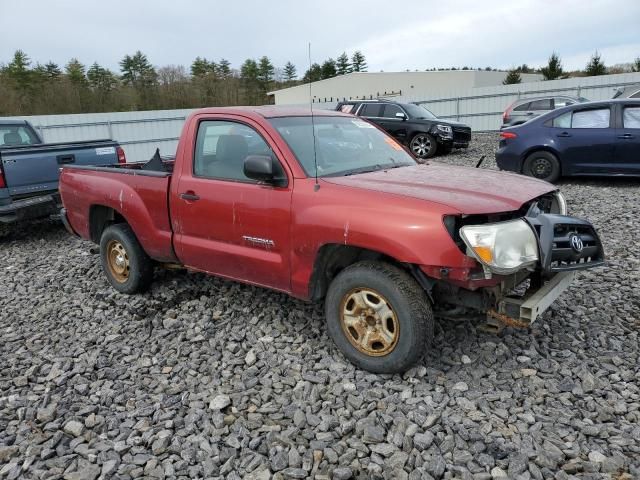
[[501, 95, 588, 128]]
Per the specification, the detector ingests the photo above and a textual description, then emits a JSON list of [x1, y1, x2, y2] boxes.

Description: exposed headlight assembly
[[436, 124, 452, 134], [552, 191, 567, 215], [460, 219, 539, 275]]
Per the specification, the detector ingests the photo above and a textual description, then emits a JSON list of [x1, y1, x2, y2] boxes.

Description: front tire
[[523, 151, 561, 183], [410, 133, 437, 160], [325, 261, 434, 374], [100, 224, 154, 294]]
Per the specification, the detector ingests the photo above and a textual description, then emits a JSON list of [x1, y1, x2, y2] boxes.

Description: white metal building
[[268, 70, 543, 105]]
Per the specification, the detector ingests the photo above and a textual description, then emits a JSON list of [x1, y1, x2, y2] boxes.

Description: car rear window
[[623, 107, 640, 128], [513, 102, 530, 112], [528, 99, 553, 110], [339, 104, 355, 113]]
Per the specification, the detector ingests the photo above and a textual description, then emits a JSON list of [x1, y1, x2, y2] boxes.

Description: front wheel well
[[89, 205, 127, 244], [308, 244, 414, 301]]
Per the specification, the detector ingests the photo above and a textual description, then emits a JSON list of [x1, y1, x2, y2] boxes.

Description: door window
[[194, 120, 273, 182], [622, 107, 640, 128], [513, 102, 530, 111], [571, 108, 610, 128], [528, 99, 553, 111], [359, 104, 383, 117], [382, 104, 404, 118]]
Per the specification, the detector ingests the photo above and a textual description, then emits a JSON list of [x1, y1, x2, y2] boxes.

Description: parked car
[[612, 84, 640, 99], [59, 106, 604, 374], [0, 119, 125, 233], [502, 95, 589, 128], [496, 99, 640, 182], [335, 100, 471, 160]]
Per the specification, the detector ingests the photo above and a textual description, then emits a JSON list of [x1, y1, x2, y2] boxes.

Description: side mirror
[[395, 112, 407, 120], [243, 154, 287, 187]]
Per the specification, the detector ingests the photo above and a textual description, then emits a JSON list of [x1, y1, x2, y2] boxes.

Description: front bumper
[[0, 193, 61, 224], [487, 271, 575, 329]]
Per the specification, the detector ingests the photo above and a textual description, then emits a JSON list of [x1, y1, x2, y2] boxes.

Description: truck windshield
[[269, 116, 416, 177]]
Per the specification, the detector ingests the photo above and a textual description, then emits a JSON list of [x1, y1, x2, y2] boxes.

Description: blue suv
[[496, 99, 640, 182]]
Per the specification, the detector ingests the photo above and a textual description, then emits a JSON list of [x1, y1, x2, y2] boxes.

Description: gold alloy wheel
[[106, 240, 130, 283], [339, 288, 399, 356]]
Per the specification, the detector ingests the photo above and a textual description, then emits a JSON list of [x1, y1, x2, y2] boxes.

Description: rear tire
[[410, 133, 438, 160], [523, 151, 561, 183], [325, 261, 434, 374], [100, 224, 153, 294]]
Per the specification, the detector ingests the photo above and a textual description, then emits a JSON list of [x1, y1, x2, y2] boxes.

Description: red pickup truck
[[60, 107, 604, 373]]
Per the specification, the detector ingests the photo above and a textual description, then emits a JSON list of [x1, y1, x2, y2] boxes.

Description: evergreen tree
[[119, 51, 157, 88], [516, 64, 531, 73], [540, 52, 564, 80], [336, 52, 351, 75], [217, 59, 232, 78], [283, 61, 297, 82], [321, 59, 337, 79], [44, 62, 62, 79], [351, 51, 367, 72], [4, 50, 32, 90], [87, 62, 117, 91], [257, 56, 275, 91], [240, 58, 260, 102], [502, 69, 522, 84], [65, 58, 87, 85], [191, 57, 215, 77], [585, 51, 606, 76], [302, 63, 322, 82], [633, 57, 640, 72]]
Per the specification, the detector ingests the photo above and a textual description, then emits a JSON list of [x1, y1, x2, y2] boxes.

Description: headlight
[[459, 219, 539, 274], [552, 191, 567, 215], [436, 124, 452, 134]]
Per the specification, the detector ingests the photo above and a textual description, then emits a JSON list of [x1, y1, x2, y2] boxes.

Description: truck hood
[[323, 163, 556, 214]]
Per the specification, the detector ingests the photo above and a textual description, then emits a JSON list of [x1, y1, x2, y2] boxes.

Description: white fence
[[2, 109, 196, 162], [2, 72, 639, 160]]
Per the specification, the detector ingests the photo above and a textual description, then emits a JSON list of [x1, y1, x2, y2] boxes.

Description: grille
[[453, 127, 471, 142], [548, 223, 604, 271]]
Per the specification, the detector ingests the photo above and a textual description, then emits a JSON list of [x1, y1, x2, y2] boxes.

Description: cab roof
[[192, 106, 351, 119]]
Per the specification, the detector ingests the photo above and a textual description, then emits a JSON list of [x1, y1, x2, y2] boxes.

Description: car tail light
[[500, 131, 517, 139], [0, 168, 5, 188], [503, 102, 515, 122], [116, 146, 126, 164]]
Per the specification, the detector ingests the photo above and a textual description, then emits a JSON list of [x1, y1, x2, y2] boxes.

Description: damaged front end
[[430, 191, 605, 331]]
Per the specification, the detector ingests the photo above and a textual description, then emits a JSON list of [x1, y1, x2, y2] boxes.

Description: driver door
[[173, 117, 293, 291]]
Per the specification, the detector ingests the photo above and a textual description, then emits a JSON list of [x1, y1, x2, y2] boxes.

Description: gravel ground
[[1, 133, 639, 480]]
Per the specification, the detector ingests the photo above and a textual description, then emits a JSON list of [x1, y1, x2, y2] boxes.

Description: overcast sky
[[1, 0, 639, 75]]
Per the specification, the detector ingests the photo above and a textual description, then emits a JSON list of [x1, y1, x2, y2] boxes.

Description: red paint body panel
[[60, 106, 554, 300]]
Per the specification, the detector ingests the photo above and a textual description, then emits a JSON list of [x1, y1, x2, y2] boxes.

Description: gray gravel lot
[[1, 133, 639, 480]]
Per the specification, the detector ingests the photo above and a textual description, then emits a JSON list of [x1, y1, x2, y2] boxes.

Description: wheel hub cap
[[106, 240, 130, 283], [340, 288, 399, 356], [411, 136, 431, 157]]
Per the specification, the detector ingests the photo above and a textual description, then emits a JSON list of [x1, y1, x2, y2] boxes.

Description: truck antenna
[[308, 42, 320, 191]]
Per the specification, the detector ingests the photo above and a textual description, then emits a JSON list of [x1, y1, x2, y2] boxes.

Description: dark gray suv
[[501, 95, 588, 128]]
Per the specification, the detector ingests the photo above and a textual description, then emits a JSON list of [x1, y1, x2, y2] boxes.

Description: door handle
[[180, 192, 200, 201], [617, 134, 635, 139], [57, 154, 76, 164], [556, 132, 571, 138]]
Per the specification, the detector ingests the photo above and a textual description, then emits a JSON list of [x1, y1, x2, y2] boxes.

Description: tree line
[[2, 48, 638, 115], [0, 49, 368, 116], [503, 51, 640, 84]]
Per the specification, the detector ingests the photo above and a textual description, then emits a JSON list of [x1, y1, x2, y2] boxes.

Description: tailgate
[[1, 141, 118, 197]]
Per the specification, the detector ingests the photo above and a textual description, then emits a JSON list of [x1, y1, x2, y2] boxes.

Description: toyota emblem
[[570, 234, 584, 253]]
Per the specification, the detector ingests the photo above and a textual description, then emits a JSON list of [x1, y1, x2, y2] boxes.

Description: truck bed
[[60, 162, 176, 262]]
